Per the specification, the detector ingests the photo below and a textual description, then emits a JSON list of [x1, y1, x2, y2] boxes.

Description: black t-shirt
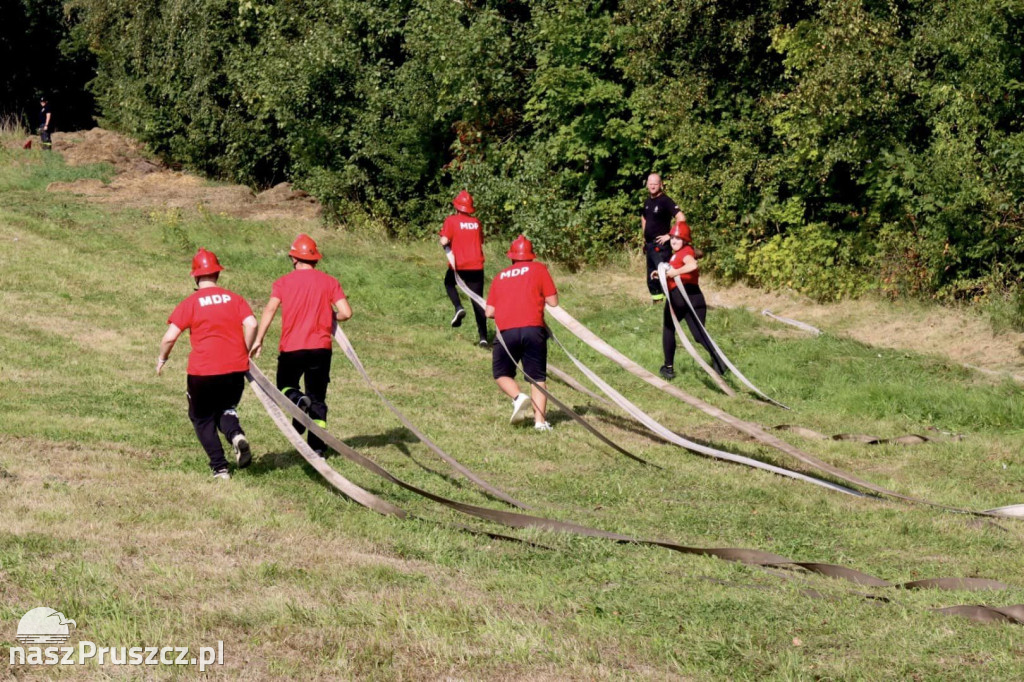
[[642, 193, 680, 242], [39, 105, 52, 128]]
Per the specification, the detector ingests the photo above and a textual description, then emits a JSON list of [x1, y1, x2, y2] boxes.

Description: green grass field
[[1, 145, 1023, 680]]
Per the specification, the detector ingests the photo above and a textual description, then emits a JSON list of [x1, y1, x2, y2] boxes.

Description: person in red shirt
[[439, 190, 489, 347], [157, 248, 257, 479], [652, 221, 726, 380], [485, 235, 559, 431], [250, 234, 352, 456]]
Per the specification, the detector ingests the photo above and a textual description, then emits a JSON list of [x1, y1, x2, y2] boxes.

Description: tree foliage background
[[0, 0, 96, 130], [24, 0, 1024, 308]]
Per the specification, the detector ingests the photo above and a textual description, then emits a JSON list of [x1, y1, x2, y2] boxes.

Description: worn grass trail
[[1, 146, 1023, 680]]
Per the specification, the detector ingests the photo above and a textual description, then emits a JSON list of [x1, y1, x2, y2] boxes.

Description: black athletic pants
[[277, 348, 332, 453], [663, 284, 727, 375], [187, 372, 246, 472], [444, 268, 488, 340], [644, 242, 672, 297], [39, 126, 53, 150]]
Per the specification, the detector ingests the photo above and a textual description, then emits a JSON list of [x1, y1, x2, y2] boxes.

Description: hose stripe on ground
[[247, 364, 1021, 625]]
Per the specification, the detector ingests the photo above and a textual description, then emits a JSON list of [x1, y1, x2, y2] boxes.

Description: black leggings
[[663, 284, 727, 375], [277, 348, 332, 452], [187, 372, 246, 472], [444, 268, 488, 340]]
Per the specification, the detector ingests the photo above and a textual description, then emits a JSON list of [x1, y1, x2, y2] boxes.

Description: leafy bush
[[61, 0, 1024, 304]]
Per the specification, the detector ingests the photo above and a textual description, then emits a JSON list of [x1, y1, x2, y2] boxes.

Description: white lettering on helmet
[[499, 266, 530, 280]]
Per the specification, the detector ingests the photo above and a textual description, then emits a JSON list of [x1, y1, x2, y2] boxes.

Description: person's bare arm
[[544, 294, 559, 308], [334, 297, 352, 322], [665, 254, 698, 279], [250, 297, 281, 358], [485, 304, 496, 319], [157, 324, 183, 374], [242, 315, 257, 350]]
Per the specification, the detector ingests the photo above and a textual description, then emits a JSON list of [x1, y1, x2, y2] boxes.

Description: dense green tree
[[51, 0, 1024, 314]]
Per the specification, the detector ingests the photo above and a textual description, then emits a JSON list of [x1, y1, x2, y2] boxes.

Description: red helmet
[[289, 233, 322, 261], [452, 190, 475, 214], [506, 234, 536, 261], [669, 220, 691, 243], [190, 248, 224, 277]]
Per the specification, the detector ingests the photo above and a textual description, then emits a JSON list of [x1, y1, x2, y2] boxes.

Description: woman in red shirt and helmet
[[653, 220, 727, 380]]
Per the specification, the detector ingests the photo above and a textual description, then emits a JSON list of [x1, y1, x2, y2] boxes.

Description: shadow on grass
[[244, 427, 498, 504]]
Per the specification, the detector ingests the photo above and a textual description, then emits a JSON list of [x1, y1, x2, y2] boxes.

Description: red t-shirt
[[668, 246, 699, 289], [486, 262, 557, 331], [271, 269, 346, 352], [168, 286, 254, 376], [441, 214, 484, 270]]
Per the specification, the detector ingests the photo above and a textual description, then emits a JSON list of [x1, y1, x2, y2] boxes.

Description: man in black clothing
[[640, 173, 685, 301], [38, 97, 53, 151]]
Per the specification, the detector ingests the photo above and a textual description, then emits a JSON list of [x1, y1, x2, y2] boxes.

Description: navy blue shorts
[[492, 326, 548, 382]]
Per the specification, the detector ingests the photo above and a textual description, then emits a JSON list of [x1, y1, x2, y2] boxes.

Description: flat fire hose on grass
[[247, 362, 1023, 625], [543, 325, 863, 496], [245, 369, 405, 518], [544, 304, 1024, 518], [331, 324, 528, 509], [661, 264, 789, 409], [444, 248, 650, 466]]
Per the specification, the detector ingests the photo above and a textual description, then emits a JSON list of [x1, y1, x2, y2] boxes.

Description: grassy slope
[[0, 147, 1023, 680]]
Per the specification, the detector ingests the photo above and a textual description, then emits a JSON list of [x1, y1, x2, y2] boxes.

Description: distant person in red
[[653, 220, 726, 380], [157, 249, 257, 479], [485, 235, 559, 431], [250, 234, 352, 457], [440, 190, 489, 347]]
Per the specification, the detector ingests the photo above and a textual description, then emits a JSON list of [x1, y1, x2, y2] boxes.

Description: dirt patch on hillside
[[45, 128, 321, 222]]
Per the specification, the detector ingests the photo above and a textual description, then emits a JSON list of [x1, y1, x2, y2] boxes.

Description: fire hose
[[245, 361, 1023, 625], [543, 305, 1024, 518]]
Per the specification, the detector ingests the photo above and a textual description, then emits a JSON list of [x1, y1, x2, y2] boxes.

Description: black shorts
[[492, 326, 548, 381]]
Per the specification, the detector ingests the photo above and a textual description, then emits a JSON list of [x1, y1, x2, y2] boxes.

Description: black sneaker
[[313, 448, 327, 459], [478, 338, 490, 348], [451, 308, 466, 328], [659, 365, 675, 380], [291, 394, 312, 435], [231, 433, 252, 469]]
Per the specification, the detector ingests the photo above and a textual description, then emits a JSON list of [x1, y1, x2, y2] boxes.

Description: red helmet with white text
[[190, 248, 224, 277]]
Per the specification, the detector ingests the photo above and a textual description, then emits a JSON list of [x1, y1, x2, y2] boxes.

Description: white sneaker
[[534, 421, 552, 432], [510, 393, 533, 424], [213, 469, 230, 480], [231, 433, 252, 469]]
